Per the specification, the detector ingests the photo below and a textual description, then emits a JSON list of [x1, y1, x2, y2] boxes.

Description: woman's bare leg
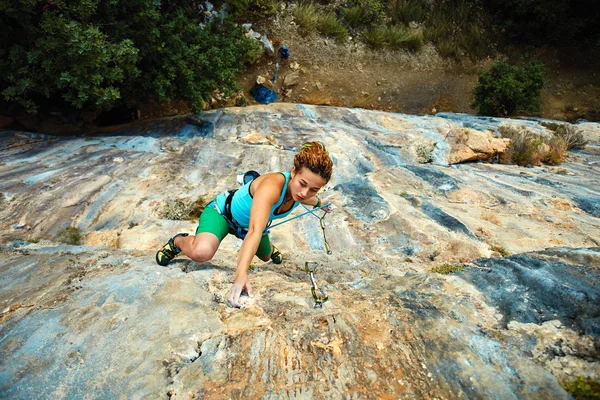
[[175, 232, 221, 262]]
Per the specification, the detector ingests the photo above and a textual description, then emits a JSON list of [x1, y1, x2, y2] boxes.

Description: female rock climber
[[156, 141, 335, 307]]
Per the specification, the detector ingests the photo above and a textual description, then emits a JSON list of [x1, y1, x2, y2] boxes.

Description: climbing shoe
[[271, 245, 283, 264], [156, 233, 189, 266]]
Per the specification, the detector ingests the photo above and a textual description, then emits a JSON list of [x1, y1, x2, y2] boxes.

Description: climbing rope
[[268, 202, 333, 255], [268, 202, 332, 229], [305, 262, 328, 308]]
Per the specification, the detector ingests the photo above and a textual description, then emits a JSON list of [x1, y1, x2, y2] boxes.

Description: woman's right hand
[[321, 195, 337, 213], [228, 274, 252, 308]]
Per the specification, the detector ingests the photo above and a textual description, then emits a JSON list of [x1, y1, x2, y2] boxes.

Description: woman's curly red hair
[[294, 141, 332, 182]]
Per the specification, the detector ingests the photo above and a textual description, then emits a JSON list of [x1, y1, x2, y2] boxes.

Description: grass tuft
[[431, 263, 464, 274], [554, 124, 588, 150], [391, 0, 428, 25], [542, 136, 568, 165], [293, 3, 320, 33], [498, 125, 546, 167], [317, 12, 349, 43], [57, 226, 82, 245], [490, 243, 509, 257], [562, 376, 600, 399], [341, 5, 370, 28], [363, 25, 423, 50]]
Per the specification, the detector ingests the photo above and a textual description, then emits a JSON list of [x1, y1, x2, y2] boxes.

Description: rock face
[[1, 104, 599, 399], [446, 127, 510, 164]]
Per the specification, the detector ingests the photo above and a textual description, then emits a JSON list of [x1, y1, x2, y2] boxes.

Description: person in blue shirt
[[156, 141, 334, 307]]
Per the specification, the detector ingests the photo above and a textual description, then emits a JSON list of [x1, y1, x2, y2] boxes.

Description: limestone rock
[[447, 127, 510, 164], [283, 70, 300, 87], [1, 104, 599, 398]]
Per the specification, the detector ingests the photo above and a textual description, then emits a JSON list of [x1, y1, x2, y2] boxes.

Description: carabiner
[[305, 262, 328, 308]]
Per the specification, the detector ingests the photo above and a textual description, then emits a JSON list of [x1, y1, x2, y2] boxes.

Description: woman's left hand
[[228, 274, 252, 308]]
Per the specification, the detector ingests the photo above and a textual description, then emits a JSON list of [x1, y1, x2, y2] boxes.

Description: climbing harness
[[305, 262, 328, 308], [215, 171, 334, 249]]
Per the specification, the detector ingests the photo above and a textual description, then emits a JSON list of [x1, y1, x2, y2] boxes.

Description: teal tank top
[[215, 172, 299, 229]]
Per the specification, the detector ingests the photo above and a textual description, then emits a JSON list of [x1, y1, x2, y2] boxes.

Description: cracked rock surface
[[1, 104, 599, 398]]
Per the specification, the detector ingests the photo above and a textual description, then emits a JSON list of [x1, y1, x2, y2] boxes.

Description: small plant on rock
[[490, 243, 509, 257], [57, 227, 82, 245], [431, 263, 464, 274], [562, 375, 600, 399]]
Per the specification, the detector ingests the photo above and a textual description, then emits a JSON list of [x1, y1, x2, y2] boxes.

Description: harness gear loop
[[305, 262, 328, 308]]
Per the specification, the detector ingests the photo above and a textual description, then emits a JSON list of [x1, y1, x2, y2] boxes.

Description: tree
[[472, 61, 546, 117]]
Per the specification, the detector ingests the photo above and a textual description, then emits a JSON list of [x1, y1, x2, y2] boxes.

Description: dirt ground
[[237, 14, 600, 122]]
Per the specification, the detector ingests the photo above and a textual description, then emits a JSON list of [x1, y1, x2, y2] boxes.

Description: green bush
[[317, 12, 349, 43], [0, 0, 261, 116], [472, 61, 546, 117]]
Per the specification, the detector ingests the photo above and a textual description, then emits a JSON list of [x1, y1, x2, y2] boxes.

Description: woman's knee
[[187, 233, 220, 262], [189, 246, 216, 262]]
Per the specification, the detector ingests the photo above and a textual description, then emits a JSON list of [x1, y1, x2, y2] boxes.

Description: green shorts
[[195, 203, 272, 258]]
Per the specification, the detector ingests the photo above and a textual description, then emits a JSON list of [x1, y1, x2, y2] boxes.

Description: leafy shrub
[[57, 227, 82, 245], [391, 0, 429, 25], [472, 61, 546, 117], [293, 3, 320, 33], [0, 0, 261, 117], [317, 12, 349, 43]]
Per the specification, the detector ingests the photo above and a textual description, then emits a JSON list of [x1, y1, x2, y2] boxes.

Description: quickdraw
[[305, 262, 328, 308], [319, 213, 332, 255]]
